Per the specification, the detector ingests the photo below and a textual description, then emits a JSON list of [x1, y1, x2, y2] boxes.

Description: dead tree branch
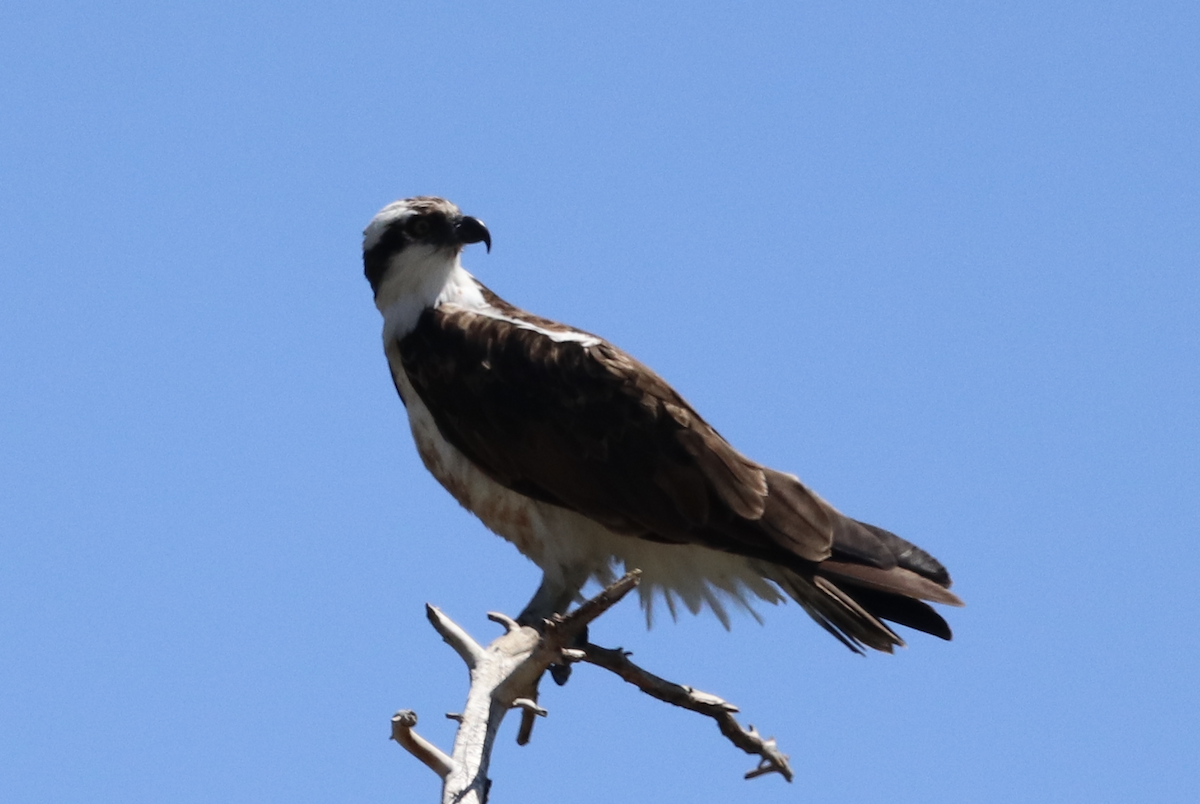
[[389, 710, 454, 779], [391, 569, 792, 801], [572, 643, 794, 781]]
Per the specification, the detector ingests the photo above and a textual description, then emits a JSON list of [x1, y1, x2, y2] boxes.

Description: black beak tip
[[458, 216, 492, 253]]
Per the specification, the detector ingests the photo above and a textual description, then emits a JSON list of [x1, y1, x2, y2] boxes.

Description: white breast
[[376, 249, 486, 342]]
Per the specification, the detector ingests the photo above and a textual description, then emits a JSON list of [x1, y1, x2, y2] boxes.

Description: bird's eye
[[406, 217, 432, 238]]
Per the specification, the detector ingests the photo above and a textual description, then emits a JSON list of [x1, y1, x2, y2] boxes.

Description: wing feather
[[397, 291, 961, 648], [397, 302, 796, 553]]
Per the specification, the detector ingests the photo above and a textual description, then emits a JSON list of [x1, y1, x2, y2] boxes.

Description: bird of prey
[[363, 196, 962, 653]]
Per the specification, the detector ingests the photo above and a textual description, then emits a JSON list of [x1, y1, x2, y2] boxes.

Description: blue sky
[[2, 2, 1198, 802]]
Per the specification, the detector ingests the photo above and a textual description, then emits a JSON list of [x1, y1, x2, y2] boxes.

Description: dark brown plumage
[[396, 284, 963, 653]]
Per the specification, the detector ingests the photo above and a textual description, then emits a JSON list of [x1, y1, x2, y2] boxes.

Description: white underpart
[[376, 244, 602, 348], [377, 245, 785, 627]]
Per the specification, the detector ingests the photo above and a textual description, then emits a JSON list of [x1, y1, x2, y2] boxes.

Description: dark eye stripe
[[363, 212, 457, 295], [363, 222, 410, 294]]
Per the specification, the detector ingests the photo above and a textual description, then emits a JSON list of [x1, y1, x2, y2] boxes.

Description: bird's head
[[362, 196, 491, 300]]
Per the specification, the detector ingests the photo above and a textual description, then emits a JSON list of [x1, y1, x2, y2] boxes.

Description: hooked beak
[[456, 216, 491, 253]]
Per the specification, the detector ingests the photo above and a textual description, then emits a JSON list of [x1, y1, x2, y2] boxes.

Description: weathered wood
[[574, 643, 794, 781], [391, 569, 792, 802]]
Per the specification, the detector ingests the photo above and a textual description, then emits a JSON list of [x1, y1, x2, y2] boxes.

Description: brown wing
[[398, 294, 962, 650], [396, 301, 838, 563]]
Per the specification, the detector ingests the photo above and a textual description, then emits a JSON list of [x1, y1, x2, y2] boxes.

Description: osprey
[[364, 196, 962, 653]]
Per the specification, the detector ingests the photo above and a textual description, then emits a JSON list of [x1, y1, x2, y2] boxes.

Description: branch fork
[[392, 570, 793, 802]]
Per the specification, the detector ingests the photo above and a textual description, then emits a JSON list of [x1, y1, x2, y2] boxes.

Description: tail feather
[[836, 585, 954, 641], [777, 570, 905, 654], [850, 519, 952, 587], [805, 512, 962, 650], [819, 560, 964, 608]]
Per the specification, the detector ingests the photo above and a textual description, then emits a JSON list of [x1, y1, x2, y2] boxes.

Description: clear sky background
[[2, 2, 1198, 802]]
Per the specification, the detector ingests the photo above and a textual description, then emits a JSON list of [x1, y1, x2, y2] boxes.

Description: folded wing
[[398, 289, 961, 652]]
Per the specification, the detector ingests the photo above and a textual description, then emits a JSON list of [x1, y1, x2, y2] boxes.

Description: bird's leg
[[516, 570, 586, 627], [517, 570, 590, 686]]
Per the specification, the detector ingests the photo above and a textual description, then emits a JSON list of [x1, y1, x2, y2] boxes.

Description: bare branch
[[486, 611, 520, 633], [511, 697, 547, 717], [425, 604, 484, 669], [550, 569, 641, 643], [441, 622, 541, 804], [512, 695, 548, 746], [395, 570, 792, 802], [576, 643, 794, 782], [515, 706, 538, 747], [390, 710, 455, 780]]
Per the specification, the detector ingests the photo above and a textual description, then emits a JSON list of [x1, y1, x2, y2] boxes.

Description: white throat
[[374, 246, 602, 348], [375, 245, 487, 341]]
